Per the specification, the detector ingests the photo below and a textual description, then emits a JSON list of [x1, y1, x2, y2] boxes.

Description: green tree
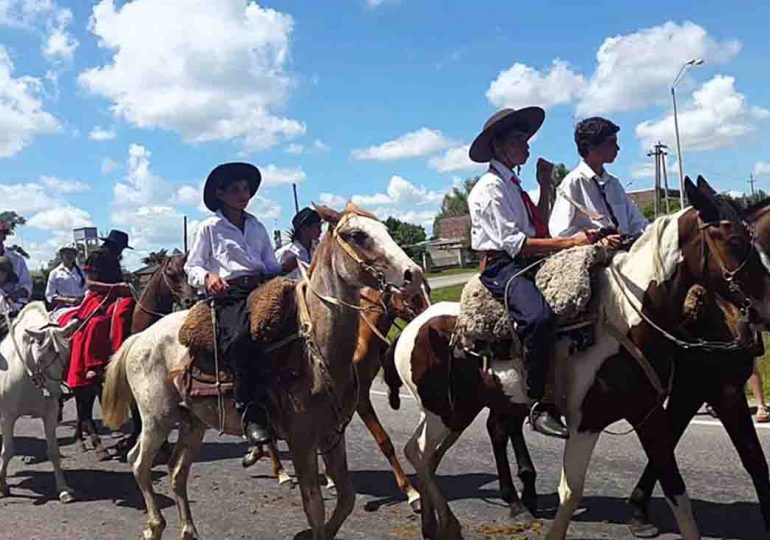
[[0, 210, 29, 259], [432, 176, 479, 237], [642, 197, 682, 221], [384, 217, 426, 247]]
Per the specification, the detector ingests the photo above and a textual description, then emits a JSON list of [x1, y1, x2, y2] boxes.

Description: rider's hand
[[598, 234, 624, 250], [570, 231, 591, 247], [206, 273, 229, 296], [85, 370, 98, 380], [281, 256, 298, 274]]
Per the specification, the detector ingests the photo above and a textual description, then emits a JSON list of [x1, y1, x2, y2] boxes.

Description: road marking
[[369, 390, 770, 430]]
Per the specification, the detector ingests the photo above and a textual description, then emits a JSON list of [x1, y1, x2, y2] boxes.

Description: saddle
[[177, 277, 302, 399], [455, 245, 608, 352]]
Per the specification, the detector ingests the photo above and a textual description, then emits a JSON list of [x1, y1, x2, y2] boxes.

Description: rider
[[184, 162, 298, 446], [0, 255, 29, 317], [45, 245, 86, 312], [275, 207, 322, 279], [0, 220, 32, 301], [58, 230, 135, 388], [549, 117, 648, 243], [467, 107, 596, 439]]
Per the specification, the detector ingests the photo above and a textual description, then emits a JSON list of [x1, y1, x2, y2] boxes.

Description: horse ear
[[696, 175, 717, 196], [24, 327, 47, 342], [312, 203, 342, 224], [686, 176, 719, 223], [55, 318, 80, 340]]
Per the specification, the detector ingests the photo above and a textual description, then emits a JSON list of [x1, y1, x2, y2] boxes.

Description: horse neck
[[306, 238, 361, 383], [134, 273, 173, 331]]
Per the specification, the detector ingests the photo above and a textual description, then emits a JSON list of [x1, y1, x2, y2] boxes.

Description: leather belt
[[226, 274, 264, 289], [479, 250, 506, 273]]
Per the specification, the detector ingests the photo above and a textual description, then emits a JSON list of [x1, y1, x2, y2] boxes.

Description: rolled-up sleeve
[[184, 223, 211, 289], [480, 184, 527, 259], [45, 272, 57, 303], [257, 224, 282, 275]]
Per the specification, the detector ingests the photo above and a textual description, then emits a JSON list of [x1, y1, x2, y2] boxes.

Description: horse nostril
[[404, 269, 413, 284]]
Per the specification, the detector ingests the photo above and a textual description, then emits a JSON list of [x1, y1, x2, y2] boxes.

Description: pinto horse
[[627, 197, 770, 538], [246, 284, 431, 511], [101, 203, 424, 540], [392, 177, 770, 540]]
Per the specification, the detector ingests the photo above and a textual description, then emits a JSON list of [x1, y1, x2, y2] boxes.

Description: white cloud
[[351, 175, 444, 207], [247, 195, 281, 220], [27, 205, 92, 230], [428, 144, 484, 173], [577, 21, 740, 116], [365, 0, 398, 8], [636, 75, 768, 151], [351, 128, 454, 161], [176, 185, 200, 206], [101, 156, 118, 174], [114, 144, 175, 205], [285, 139, 328, 154], [261, 164, 307, 186], [371, 207, 435, 231], [0, 1, 78, 65], [0, 182, 53, 214], [486, 59, 586, 109], [754, 161, 770, 176], [79, 0, 304, 151], [89, 126, 116, 141], [318, 193, 346, 208], [39, 175, 89, 193], [0, 46, 59, 157]]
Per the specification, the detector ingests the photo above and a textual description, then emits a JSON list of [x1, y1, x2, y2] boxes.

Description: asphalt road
[[1, 381, 768, 540]]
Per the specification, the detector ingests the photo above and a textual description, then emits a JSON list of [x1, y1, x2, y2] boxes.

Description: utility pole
[[183, 215, 188, 252], [749, 172, 757, 200], [292, 183, 300, 214], [647, 142, 671, 217]]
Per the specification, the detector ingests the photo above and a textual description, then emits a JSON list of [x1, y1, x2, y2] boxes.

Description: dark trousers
[[479, 255, 555, 400], [213, 282, 266, 408]]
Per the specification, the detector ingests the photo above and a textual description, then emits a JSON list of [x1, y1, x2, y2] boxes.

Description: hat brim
[[469, 107, 545, 163], [203, 162, 262, 212], [100, 237, 134, 250]]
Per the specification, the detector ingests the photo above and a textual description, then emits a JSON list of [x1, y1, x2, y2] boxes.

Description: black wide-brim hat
[[100, 229, 133, 250], [469, 107, 545, 163], [203, 162, 261, 212], [292, 207, 321, 230]]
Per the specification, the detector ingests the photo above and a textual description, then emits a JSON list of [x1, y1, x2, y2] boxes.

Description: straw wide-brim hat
[[203, 162, 261, 212], [469, 107, 545, 163]]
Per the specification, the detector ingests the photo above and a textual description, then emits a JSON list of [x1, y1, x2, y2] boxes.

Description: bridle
[[132, 258, 189, 318]]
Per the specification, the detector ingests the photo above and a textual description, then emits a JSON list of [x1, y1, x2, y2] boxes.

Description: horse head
[[161, 253, 197, 309], [683, 175, 770, 330], [312, 202, 424, 295], [24, 318, 80, 390]]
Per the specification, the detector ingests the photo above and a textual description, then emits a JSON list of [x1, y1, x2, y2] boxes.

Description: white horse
[[0, 301, 79, 503]]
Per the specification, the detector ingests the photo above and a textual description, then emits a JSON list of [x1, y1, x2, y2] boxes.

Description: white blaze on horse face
[[344, 214, 421, 289]]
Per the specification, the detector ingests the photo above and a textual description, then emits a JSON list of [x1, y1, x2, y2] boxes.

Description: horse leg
[[710, 381, 770, 532], [627, 387, 703, 538], [73, 389, 87, 453], [83, 384, 108, 461], [292, 441, 325, 540], [268, 441, 291, 485], [43, 401, 74, 503], [635, 408, 700, 540], [0, 415, 16, 497], [357, 389, 420, 512], [168, 415, 206, 540], [320, 434, 355, 539], [487, 411, 528, 520], [132, 418, 173, 540], [404, 412, 463, 540], [509, 412, 538, 517], [546, 431, 599, 540]]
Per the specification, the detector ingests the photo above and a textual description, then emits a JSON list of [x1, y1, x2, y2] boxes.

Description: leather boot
[[529, 402, 568, 439], [235, 401, 273, 446]]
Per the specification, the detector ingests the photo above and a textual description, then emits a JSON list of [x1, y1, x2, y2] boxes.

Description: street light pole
[[291, 183, 299, 214], [671, 58, 703, 208]]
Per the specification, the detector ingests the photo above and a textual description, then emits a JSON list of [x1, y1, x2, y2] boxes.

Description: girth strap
[[604, 319, 668, 398]]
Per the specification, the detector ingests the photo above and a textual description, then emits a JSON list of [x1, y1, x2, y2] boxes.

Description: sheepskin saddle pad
[[456, 245, 607, 344], [178, 278, 300, 392]]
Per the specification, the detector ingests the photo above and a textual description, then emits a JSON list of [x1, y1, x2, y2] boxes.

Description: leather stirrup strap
[[604, 318, 666, 398]]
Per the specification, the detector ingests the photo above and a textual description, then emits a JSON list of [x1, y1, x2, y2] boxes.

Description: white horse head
[[22, 318, 79, 395]]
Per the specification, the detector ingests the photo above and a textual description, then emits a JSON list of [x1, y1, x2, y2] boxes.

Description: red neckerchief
[[492, 165, 549, 238]]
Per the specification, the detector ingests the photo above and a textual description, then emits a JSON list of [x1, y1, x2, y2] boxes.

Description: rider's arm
[[256, 221, 292, 277], [624, 191, 649, 236], [548, 176, 581, 238], [184, 222, 213, 289], [15, 257, 32, 298]]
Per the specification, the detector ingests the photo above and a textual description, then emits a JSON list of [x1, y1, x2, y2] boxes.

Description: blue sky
[[1, 0, 770, 270]]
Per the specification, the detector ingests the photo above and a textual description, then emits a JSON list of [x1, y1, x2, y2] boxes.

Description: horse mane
[[343, 201, 378, 220], [10, 301, 48, 331]]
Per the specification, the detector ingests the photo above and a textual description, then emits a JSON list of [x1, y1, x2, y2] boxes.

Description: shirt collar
[[215, 210, 255, 228], [577, 160, 611, 186], [490, 159, 520, 185]]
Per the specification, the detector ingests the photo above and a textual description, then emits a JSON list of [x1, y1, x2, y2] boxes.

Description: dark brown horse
[[391, 177, 770, 539], [626, 197, 770, 538]]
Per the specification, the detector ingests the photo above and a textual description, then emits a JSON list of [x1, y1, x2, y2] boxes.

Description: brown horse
[[245, 284, 431, 511], [392, 178, 770, 539], [101, 203, 423, 540]]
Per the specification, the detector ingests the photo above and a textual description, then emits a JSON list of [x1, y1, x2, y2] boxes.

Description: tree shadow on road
[[8, 468, 172, 509], [536, 492, 765, 539]]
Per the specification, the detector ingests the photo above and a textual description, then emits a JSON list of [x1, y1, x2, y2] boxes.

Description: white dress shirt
[[45, 263, 87, 303], [275, 239, 312, 279], [467, 159, 536, 259], [549, 160, 648, 238], [184, 211, 282, 290], [0, 247, 32, 297]]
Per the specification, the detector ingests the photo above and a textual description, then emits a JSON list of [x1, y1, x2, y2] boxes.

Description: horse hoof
[[59, 490, 75, 504], [628, 517, 660, 538], [277, 471, 292, 485], [242, 453, 257, 468], [75, 440, 87, 453], [509, 506, 536, 525], [408, 497, 422, 514], [95, 447, 111, 462], [0, 486, 9, 498]]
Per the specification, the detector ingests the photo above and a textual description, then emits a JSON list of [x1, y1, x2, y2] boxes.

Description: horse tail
[[382, 335, 402, 410], [101, 334, 138, 430]]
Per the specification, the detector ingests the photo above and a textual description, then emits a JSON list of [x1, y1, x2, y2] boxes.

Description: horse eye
[[350, 231, 368, 245]]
